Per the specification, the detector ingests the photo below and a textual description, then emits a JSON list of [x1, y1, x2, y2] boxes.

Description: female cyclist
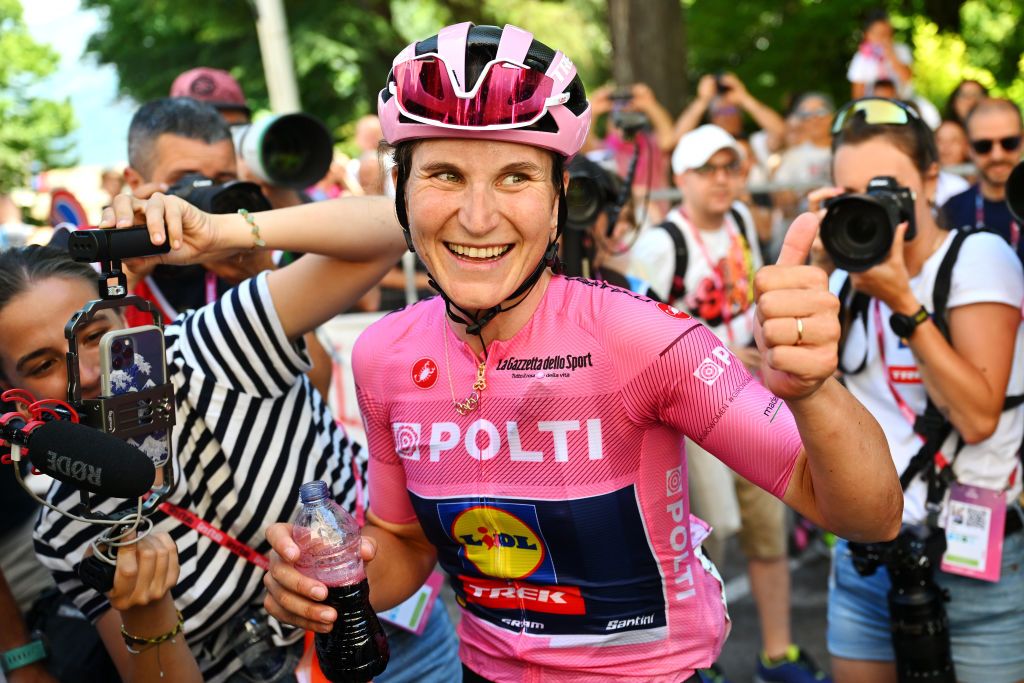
[[815, 98, 1024, 683], [223, 24, 905, 683]]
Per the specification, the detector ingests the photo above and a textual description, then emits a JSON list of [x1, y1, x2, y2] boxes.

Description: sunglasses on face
[[969, 135, 1022, 155], [831, 97, 921, 136], [796, 107, 833, 120], [692, 160, 741, 177]]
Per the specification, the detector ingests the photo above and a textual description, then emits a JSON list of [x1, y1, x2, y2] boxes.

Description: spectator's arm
[[722, 73, 786, 143], [0, 569, 58, 683], [630, 84, 677, 152], [672, 75, 716, 146]]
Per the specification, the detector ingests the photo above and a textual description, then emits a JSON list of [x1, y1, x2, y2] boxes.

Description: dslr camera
[[820, 176, 916, 272], [166, 173, 272, 215], [848, 526, 956, 683], [609, 89, 650, 140]]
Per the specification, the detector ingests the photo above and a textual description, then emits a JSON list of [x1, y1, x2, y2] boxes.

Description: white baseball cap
[[671, 124, 745, 175]]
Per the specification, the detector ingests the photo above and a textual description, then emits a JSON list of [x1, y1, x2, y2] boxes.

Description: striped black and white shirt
[[34, 273, 366, 682]]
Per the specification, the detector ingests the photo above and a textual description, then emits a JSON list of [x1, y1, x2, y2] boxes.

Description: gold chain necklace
[[443, 321, 487, 416]]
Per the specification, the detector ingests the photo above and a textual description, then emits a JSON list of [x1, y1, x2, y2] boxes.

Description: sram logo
[[390, 418, 604, 463]]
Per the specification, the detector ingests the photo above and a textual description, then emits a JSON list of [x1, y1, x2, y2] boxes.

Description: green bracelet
[[121, 610, 184, 653], [238, 208, 267, 248]]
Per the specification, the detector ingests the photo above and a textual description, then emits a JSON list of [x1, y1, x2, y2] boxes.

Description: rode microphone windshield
[[27, 420, 156, 498]]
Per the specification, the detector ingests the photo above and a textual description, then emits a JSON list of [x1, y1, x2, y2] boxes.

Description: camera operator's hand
[[718, 73, 747, 103], [590, 85, 615, 117], [696, 75, 718, 104], [263, 523, 378, 633], [848, 222, 918, 314], [628, 83, 658, 113], [99, 192, 223, 268], [754, 213, 841, 401], [105, 532, 179, 613]]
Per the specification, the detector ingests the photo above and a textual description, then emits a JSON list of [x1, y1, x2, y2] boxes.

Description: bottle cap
[[298, 480, 330, 504]]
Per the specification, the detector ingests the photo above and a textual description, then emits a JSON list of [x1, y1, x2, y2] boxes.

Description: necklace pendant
[[454, 390, 480, 416]]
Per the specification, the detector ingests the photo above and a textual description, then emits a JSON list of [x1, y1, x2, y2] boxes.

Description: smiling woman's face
[[403, 139, 560, 312]]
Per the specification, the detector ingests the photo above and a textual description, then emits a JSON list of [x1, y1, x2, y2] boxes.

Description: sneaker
[[754, 645, 831, 683], [697, 663, 733, 683]]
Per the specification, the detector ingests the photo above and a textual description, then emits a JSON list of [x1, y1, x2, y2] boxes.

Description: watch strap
[[890, 305, 929, 338], [1, 638, 47, 673]]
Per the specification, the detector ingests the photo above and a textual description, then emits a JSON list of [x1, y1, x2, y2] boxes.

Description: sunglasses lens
[[392, 56, 554, 128], [971, 139, 994, 154], [1002, 136, 1022, 152], [832, 99, 911, 135]]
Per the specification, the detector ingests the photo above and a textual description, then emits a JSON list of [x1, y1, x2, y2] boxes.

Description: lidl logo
[[439, 501, 556, 583]]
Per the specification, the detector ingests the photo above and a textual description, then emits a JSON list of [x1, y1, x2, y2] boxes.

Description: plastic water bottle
[[292, 480, 389, 683]]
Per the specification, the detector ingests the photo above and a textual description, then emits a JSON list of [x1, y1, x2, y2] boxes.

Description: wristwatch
[[889, 305, 930, 340], [1, 633, 48, 673]]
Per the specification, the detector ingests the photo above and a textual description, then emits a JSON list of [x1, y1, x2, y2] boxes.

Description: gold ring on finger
[[795, 317, 804, 345]]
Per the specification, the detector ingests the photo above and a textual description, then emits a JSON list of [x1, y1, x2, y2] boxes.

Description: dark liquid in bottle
[[315, 578, 390, 683]]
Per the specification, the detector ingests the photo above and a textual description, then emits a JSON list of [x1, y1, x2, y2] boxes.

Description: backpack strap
[[836, 276, 871, 375], [657, 218, 689, 302]]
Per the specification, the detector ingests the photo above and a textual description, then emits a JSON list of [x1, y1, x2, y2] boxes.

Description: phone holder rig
[[64, 227, 176, 516]]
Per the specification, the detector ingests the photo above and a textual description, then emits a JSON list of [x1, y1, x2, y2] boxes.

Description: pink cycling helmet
[[378, 22, 591, 158]]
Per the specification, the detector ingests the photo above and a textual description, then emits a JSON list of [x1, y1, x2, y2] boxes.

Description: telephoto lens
[[820, 176, 917, 272]]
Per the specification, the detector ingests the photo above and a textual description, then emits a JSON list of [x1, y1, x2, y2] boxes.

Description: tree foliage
[[0, 0, 75, 193], [80, 0, 609, 144], [80, 0, 1021, 142]]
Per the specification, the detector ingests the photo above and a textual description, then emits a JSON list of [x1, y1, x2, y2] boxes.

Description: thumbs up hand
[[753, 212, 841, 401]]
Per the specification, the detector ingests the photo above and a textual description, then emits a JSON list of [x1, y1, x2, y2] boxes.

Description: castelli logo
[[656, 302, 691, 319], [412, 358, 438, 389], [190, 75, 216, 97]]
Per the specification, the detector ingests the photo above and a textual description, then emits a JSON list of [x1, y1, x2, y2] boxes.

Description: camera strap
[[657, 208, 754, 346]]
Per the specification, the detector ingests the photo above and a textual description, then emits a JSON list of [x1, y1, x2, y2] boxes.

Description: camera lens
[[112, 356, 124, 370], [566, 177, 603, 228], [820, 196, 895, 272], [112, 340, 123, 353]]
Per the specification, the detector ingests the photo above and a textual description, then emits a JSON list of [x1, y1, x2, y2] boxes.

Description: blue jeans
[[376, 596, 461, 683], [828, 519, 1024, 683], [225, 596, 458, 683]]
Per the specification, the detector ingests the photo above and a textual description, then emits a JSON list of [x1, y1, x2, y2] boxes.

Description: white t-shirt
[[628, 201, 762, 346], [774, 142, 832, 189], [831, 230, 1024, 524], [847, 42, 914, 97], [935, 170, 969, 209]]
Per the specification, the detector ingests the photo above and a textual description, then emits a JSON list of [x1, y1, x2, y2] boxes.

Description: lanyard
[[871, 300, 949, 469], [975, 191, 1020, 250], [143, 271, 220, 321], [158, 500, 270, 571], [677, 208, 750, 345]]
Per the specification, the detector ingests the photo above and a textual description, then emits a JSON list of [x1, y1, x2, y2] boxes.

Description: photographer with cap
[[629, 124, 830, 683]]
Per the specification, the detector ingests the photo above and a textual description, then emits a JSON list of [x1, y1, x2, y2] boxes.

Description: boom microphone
[[26, 421, 156, 498]]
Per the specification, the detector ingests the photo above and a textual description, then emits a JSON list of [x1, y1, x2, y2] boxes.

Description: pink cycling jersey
[[354, 275, 802, 682]]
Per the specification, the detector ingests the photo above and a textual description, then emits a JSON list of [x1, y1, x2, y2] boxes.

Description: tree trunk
[[607, 0, 687, 116]]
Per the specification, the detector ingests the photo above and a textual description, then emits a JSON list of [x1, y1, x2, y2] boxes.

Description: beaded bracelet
[[238, 208, 267, 249], [121, 610, 184, 653]]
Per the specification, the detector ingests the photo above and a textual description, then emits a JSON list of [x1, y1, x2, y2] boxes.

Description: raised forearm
[[739, 93, 786, 140], [785, 378, 902, 542], [672, 98, 710, 147], [213, 196, 406, 262]]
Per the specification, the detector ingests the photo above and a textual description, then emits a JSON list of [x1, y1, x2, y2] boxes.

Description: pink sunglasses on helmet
[[388, 52, 570, 130]]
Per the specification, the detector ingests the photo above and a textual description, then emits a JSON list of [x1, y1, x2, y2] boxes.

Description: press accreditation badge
[[940, 482, 1005, 582], [378, 570, 444, 634]]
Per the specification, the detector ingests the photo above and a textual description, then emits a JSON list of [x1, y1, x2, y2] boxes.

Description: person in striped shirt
[[2, 194, 459, 681]]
